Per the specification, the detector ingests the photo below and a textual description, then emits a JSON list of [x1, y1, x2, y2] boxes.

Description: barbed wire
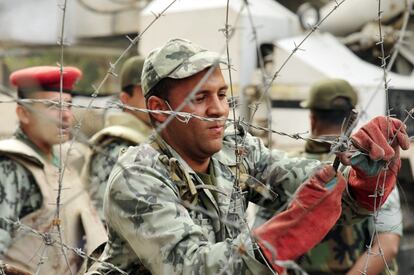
[[0, 0, 413, 274], [0, 1, 256, 273], [56, 1, 74, 274], [1, 218, 129, 275], [359, 0, 411, 121], [59, 0, 180, 191], [0, 90, 410, 274], [358, 0, 409, 273], [0, 91, 367, 149], [252, 0, 347, 118]]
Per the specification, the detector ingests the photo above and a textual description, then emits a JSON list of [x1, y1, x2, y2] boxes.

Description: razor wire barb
[[359, 0, 411, 121], [252, 0, 347, 116], [55, 0, 74, 274], [0, 82, 411, 273], [59, 0, 179, 192], [356, 0, 412, 273], [0, 0, 413, 274], [0, 90, 363, 149]]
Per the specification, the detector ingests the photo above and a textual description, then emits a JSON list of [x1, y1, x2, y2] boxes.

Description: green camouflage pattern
[[141, 38, 226, 97], [86, 126, 373, 275], [0, 129, 46, 255], [86, 111, 152, 220], [120, 56, 145, 90], [294, 141, 370, 274], [88, 139, 132, 221], [255, 139, 402, 274], [0, 156, 41, 255]]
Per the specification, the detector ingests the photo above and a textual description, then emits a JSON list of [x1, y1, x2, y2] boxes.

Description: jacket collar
[[15, 128, 59, 167], [105, 111, 152, 137], [305, 137, 332, 154]]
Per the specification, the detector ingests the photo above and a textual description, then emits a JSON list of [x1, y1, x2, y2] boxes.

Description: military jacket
[[82, 112, 152, 219], [86, 126, 370, 275], [0, 130, 107, 274]]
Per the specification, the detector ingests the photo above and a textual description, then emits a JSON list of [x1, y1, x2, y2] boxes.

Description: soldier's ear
[[147, 96, 168, 123], [310, 111, 316, 132], [119, 91, 130, 105], [16, 104, 30, 125]]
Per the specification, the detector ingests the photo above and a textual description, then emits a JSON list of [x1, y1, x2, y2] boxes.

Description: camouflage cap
[[300, 78, 358, 110], [120, 56, 145, 90], [141, 38, 226, 97]]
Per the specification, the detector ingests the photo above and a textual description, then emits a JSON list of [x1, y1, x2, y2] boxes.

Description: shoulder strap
[[0, 139, 44, 168], [90, 125, 147, 146]]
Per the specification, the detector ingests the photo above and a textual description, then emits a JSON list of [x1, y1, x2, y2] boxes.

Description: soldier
[[86, 39, 409, 275], [254, 79, 402, 275], [82, 56, 152, 220], [0, 66, 106, 274]]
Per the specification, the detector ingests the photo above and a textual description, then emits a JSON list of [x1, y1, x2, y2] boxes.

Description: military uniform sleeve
[[88, 140, 131, 219], [235, 132, 376, 225], [0, 156, 41, 255], [369, 187, 403, 236], [105, 161, 272, 275], [238, 132, 321, 209]]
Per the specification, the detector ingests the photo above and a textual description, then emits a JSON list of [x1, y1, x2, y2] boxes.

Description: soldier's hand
[[351, 116, 410, 162], [253, 165, 346, 273], [348, 116, 410, 211]]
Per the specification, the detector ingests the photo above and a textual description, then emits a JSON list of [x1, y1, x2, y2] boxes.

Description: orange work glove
[[253, 165, 346, 273], [349, 116, 410, 210]]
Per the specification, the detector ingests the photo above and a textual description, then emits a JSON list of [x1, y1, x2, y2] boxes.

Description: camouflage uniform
[[83, 111, 152, 219], [86, 126, 371, 275], [255, 139, 402, 275], [0, 130, 42, 254], [85, 39, 397, 275], [0, 128, 107, 274]]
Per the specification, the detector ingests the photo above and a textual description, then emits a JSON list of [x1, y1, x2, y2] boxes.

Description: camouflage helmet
[[120, 56, 145, 90], [141, 38, 226, 97], [300, 78, 358, 110]]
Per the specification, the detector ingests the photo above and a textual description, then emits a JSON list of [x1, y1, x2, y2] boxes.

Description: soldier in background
[[82, 56, 152, 220], [86, 39, 409, 275], [0, 66, 106, 274], [255, 79, 402, 275]]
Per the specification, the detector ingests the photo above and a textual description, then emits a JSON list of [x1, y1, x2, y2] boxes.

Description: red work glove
[[349, 116, 410, 211], [253, 165, 346, 273]]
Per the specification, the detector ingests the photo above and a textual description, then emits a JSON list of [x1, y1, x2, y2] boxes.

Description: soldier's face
[[163, 67, 229, 161], [121, 85, 150, 124], [22, 91, 74, 145]]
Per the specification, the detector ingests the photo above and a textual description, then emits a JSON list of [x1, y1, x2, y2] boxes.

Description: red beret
[[10, 66, 82, 95]]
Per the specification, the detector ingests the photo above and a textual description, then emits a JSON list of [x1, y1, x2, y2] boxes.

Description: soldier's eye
[[43, 102, 59, 110], [218, 93, 227, 100], [193, 95, 206, 103]]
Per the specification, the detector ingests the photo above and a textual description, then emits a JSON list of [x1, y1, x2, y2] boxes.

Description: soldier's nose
[[207, 96, 227, 117]]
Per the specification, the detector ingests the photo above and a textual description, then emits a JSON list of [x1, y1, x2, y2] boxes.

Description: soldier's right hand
[[253, 165, 346, 273]]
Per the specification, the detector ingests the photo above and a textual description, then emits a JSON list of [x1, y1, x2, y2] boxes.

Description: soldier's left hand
[[347, 116, 410, 210], [351, 116, 410, 162]]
